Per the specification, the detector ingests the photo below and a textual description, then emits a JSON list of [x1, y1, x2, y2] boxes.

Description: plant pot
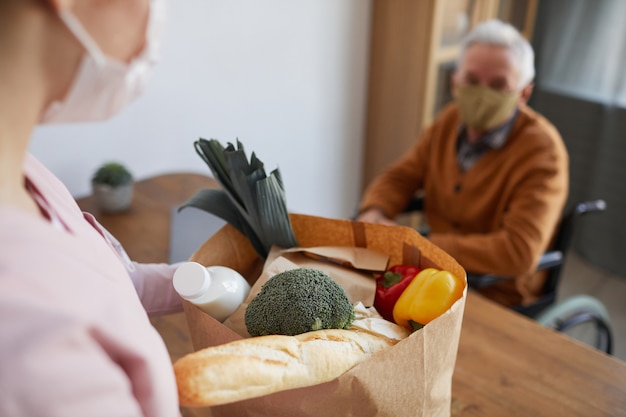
[[91, 181, 134, 213]]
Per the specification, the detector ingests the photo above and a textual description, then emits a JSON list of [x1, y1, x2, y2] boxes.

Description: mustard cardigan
[[360, 103, 569, 306]]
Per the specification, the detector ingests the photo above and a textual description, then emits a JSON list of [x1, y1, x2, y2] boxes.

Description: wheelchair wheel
[[535, 295, 613, 355]]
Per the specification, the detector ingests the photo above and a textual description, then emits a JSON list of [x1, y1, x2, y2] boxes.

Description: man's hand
[[356, 207, 396, 226]]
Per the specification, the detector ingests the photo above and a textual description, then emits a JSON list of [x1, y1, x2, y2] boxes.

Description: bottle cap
[[173, 262, 211, 300]]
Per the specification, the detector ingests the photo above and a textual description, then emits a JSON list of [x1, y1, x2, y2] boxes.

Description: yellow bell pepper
[[392, 268, 465, 330]]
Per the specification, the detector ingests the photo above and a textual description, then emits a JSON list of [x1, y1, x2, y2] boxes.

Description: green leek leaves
[[179, 138, 298, 258]]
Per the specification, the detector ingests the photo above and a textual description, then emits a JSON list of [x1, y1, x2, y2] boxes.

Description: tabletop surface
[[77, 173, 626, 417], [453, 291, 626, 416]]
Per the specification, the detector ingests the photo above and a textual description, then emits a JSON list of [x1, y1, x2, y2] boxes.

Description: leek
[[179, 138, 298, 258]]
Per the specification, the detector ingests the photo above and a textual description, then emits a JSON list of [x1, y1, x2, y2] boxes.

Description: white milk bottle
[[173, 261, 251, 322]]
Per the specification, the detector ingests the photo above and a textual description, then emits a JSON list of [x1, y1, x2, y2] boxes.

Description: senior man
[[357, 19, 569, 308]]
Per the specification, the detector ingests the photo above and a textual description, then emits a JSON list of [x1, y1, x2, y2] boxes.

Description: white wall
[[30, 0, 372, 219]]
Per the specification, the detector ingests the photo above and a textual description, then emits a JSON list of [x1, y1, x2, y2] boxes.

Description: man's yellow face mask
[[455, 85, 519, 131]]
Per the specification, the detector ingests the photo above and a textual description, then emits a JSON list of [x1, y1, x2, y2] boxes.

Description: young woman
[[0, 1, 184, 415]]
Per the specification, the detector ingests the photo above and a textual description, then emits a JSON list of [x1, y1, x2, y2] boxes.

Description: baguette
[[174, 328, 397, 407]]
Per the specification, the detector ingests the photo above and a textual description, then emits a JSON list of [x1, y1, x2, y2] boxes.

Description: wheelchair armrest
[[536, 250, 563, 271], [467, 273, 510, 288], [469, 251, 564, 296], [468, 251, 563, 289]]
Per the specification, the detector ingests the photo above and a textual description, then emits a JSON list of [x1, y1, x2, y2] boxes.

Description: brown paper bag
[[182, 213, 466, 417]]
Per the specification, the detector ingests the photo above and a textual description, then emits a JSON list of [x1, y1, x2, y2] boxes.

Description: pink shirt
[[0, 154, 182, 416]]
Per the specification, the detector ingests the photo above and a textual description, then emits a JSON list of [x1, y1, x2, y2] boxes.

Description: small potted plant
[[91, 162, 134, 213]]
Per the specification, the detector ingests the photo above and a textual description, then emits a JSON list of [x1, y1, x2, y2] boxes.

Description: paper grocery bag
[[181, 213, 466, 417]]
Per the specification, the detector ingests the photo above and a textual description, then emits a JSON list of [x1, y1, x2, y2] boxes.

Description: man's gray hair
[[459, 19, 535, 89]]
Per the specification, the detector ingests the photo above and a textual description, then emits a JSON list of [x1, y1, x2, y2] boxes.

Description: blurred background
[[31, 0, 372, 219], [30, 0, 625, 358]]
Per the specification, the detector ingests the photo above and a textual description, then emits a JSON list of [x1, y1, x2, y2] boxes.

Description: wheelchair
[[400, 197, 614, 355]]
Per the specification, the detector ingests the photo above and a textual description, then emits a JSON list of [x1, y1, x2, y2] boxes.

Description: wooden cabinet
[[362, 0, 538, 187]]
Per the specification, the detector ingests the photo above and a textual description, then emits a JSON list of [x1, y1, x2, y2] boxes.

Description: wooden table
[[453, 292, 626, 416], [77, 173, 626, 417]]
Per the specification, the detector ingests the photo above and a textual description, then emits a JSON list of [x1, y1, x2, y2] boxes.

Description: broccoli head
[[244, 268, 355, 337]]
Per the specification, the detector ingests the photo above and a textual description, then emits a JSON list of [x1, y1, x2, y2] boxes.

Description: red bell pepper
[[373, 264, 421, 322]]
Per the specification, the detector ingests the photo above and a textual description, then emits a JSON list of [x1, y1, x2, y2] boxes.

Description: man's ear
[[519, 82, 534, 103]]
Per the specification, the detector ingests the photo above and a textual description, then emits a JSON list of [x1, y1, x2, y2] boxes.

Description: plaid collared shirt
[[456, 110, 519, 172]]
